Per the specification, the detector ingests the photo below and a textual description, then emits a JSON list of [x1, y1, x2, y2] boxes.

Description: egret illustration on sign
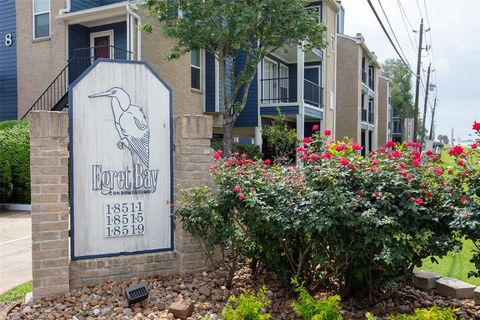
[[89, 87, 150, 167]]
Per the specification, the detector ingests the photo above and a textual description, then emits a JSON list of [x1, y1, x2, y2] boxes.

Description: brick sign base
[[30, 111, 212, 299]]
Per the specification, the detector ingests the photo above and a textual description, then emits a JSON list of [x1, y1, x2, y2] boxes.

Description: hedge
[[0, 120, 30, 204]]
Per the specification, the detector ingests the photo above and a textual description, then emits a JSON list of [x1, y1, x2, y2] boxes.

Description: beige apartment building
[[377, 76, 392, 146], [335, 33, 381, 154], [16, 0, 204, 122]]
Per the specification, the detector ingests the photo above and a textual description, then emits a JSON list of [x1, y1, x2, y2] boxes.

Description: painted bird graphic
[[89, 87, 150, 167]]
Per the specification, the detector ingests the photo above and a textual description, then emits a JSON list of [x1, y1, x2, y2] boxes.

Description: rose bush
[[176, 123, 479, 295], [448, 121, 480, 278]]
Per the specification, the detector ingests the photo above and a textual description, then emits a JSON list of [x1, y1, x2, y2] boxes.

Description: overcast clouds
[[340, 0, 480, 142]]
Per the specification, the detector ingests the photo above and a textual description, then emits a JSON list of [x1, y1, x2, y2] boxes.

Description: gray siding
[[0, 0, 17, 120]]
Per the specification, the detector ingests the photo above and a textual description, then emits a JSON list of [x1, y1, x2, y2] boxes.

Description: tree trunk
[[223, 117, 235, 157]]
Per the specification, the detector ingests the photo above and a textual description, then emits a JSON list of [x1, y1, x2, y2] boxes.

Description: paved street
[[0, 211, 31, 294]]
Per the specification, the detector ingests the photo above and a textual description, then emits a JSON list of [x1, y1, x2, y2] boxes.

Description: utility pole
[[429, 96, 437, 141], [413, 19, 424, 142], [422, 63, 431, 145]]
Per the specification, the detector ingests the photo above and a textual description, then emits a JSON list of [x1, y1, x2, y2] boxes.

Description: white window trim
[[89, 30, 115, 61], [191, 49, 202, 92], [261, 57, 289, 104], [32, 0, 51, 40]]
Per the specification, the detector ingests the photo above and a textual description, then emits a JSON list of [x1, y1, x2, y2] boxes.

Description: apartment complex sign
[[70, 60, 173, 259]]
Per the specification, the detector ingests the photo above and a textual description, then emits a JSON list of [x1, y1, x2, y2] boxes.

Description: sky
[[340, 0, 480, 143]]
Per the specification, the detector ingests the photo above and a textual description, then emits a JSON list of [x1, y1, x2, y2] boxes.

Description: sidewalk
[[0, 211, 31, 294]]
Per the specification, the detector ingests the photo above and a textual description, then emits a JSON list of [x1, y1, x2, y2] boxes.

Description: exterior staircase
[[21, 46, 131, 119]]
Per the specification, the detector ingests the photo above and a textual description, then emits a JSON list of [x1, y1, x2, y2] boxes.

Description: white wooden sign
[[70, 60, 173, 259]]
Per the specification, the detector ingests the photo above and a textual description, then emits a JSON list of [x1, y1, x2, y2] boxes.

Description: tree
[[381, 59, 414, 136], [142, 0, 326, 156]]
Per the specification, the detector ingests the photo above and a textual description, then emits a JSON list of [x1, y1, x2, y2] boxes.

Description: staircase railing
[[21, 61, 71, 119], [21, 45, 132, 119]]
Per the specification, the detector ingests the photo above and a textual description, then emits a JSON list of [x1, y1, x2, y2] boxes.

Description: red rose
[[385, 141, 395, 148], [238, 193, 245, 200], [338, 157, 349, 167], [233, 152, 239, 157], [473, 121, 480, 132], [310, 153, 320, 162], [321, 152, 333, 159], [434, 168, 443, 176], [461, 196, 468, 204], [352, 144, 362, 151], [303, 137, 313, 145], [457, 159, 465, 166], [324, 129, 332, 136], [426, 150, 433, 156], [425, 192, 433, 198], [335, 144, 347, 152], [214, 149, 223, 160], [227, 158, 235, 166], [233, 185, 241, 193], [448, 145, 464, 156], [312, 124, 319, 131], [471, 143, 478, 149], [263, 159, 272, 165], [374, 192, 380, 199], [415, 198, 424, 205]]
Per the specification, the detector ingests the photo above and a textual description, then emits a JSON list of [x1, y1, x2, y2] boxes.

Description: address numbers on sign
[[104, 201, 145, 238]]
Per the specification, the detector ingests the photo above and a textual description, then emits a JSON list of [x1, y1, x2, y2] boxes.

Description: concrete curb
[[413, 270, 479, 305]]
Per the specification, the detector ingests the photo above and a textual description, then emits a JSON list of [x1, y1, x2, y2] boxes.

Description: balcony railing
[[361, 69, 367, 84], [368, 111, 374, 124], [71, 45, 132, 81], [260, 77, 323, 108], [361, 109, 367, 122], [21, 45, 132, 119], [368, 75, 374, 90]]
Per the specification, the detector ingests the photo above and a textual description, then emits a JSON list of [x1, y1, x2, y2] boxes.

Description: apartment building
[[11, 0, 203, 121], [377, 76, 392, 146], [204, 0, 342, 151], [335, 33, 381, 154]]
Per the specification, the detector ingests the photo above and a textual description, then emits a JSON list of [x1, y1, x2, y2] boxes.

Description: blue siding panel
[[205, 52, 216, 112], [305, 106, 323, 119], [68, 22, 127, 82], [71, 0, 125, 12], [0, 0, 17, 120], [235, 51, 258, 128], [261, 106, 298, 116]]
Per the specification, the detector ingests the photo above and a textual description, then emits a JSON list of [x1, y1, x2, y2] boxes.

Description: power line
[[365, 0, 414, 74], [377, 0, 411, 67], [397, 0, 417, 55]]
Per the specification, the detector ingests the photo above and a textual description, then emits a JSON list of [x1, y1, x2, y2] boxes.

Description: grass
[[419, 239, 480, 286], [0, 281, 32, 306]]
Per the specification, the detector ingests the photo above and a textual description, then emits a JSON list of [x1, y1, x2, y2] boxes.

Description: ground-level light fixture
[[125, 283, 149, 306]]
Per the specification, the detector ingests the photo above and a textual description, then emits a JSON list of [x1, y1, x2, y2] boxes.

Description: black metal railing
[[72, 46, 132, 81], [21, 46, 131, 119], [361, 69, 368, 84], [361, 109, 367, 122], [260, 77, 293, 104], [368, 111, 374, 124], [304, 79, 323, 108], [260, 77, 323, 107], [368, 75, 374, 90]]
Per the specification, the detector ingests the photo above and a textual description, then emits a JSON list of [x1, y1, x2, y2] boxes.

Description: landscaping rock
[[412, 270, 442, 291], [435, 277, 476, 299], [168, 299, 194, 320], [474, 287, 480, 305]]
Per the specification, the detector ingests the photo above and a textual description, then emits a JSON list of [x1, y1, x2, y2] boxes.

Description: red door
[[94, 36, 111, 59]]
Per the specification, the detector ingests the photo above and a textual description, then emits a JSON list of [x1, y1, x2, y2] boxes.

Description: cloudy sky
[[340, 0, 480, 143]]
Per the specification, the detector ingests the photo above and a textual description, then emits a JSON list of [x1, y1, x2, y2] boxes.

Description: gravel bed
[[6, 267, 480, 319]]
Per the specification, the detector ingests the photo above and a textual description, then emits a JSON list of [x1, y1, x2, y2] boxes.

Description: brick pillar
[[29, 111, 70, 299], [173, 115, 213, 274]]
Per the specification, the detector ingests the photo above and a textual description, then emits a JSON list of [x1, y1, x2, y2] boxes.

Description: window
[[33, 0, 50, 39], [191, 49, 201, 90]]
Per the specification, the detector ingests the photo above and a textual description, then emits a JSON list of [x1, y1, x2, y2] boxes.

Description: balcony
[[368, 111, 374, 124], [361, 109, 367, 122], [361, 69, 368, 84], [260, 77, 323, 108]]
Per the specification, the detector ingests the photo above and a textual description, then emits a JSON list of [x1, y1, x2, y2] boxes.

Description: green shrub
[[0, 120, 30, 203], [221, 286, 271, 320], [291, 278, 342, 320], [367, 306, 460, 320], [211, 140, 263, 160]]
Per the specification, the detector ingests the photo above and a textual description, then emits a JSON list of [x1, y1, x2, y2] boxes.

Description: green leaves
[[221, 286, 271, 320]]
